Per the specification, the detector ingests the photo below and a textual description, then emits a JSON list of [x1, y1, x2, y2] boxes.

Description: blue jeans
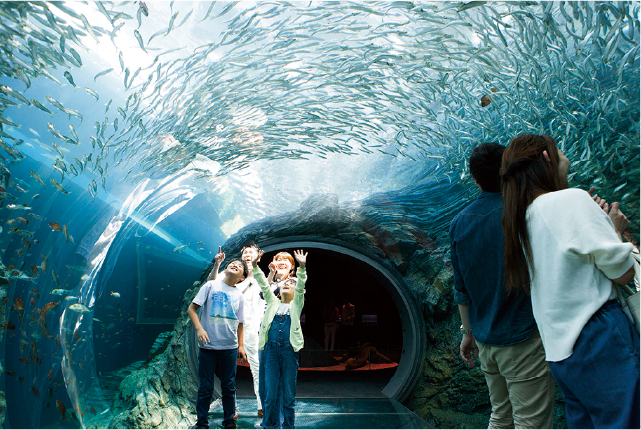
[[264, 314, 299, 429], [550, 300, 640, 429], [259, 349, 283, 428], [197, 348, 238, 428]]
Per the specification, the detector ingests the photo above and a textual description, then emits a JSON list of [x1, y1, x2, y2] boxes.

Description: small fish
[[29, 171, 46, 187], [480, 95, 491, 107], [28, 213, 45, 220], [63, 72, 76, 87], [166, 11, 179, 36], [6, 204, 30, 210], [173, 244, 190, 253], [31, 99, 53, 114], [49, 222, 62, 232], [52, 269, 59, 287], [110, 292, 120, 298], [63, 225, 69, 243], [51, 142, 65, 158], [68, 303, 89, 313], [139, 1, 149, 17], [69, 48, 82, 67], [105, 99, 112, 114], [32, 386, 40, 397], [134, 29, 147, 53], [51, 289, 71, 295], [94, 68, 114, 82], [84, 87, 99, 101], [49, 179, 69, 195], [56, 400, 66, 420]]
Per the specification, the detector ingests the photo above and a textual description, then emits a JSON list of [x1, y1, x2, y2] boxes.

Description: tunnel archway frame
[[259, 235, 426, 401]]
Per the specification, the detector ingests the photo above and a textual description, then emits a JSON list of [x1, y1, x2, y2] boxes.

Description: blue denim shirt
[[449, 191, 535, 346]]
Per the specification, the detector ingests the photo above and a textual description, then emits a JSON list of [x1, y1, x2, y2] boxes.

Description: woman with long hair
[[501, 134, 638, 428]]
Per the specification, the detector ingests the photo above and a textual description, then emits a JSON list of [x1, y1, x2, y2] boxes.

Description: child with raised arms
[[251, 249, 308, 429]]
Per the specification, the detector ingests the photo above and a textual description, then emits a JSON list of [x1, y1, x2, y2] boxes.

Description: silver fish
[[49, 178, 69, 195]]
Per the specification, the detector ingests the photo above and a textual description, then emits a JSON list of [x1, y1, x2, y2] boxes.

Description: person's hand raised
[[294, 249, 307, 268], [214, 246, 225, 263], [252, 250, 264, 267]]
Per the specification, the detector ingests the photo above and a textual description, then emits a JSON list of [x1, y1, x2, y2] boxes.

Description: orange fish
[[30, 297, 35, 306], [48, 369, 54, 380], [481, 95, 491, 107], [11, 270, 20, 277], [40, 302, 57, 320], [31, 386, 40, 397], [31, 265, 39, 276], [91, 406, 96, 415], [12, 297, 24, 312], [56, 400, 67, 420], [49, 222, 62, 232], [41, 261, 46, 273]]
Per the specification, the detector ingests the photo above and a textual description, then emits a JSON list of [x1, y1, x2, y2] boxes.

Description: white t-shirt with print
[[192, 279, 245, 350]]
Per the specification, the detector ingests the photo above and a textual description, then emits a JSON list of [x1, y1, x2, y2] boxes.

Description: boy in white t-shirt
[[188, 259, 248, 429]]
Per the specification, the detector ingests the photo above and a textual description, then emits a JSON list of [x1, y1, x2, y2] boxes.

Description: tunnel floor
[[229, 367, 431, 429], [209, 397, 431, 429]]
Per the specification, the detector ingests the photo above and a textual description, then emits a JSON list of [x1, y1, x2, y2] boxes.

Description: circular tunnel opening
[[235, 246, 404, 399]]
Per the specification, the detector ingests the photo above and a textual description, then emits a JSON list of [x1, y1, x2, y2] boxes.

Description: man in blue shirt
[[450, 142, 555, 428]]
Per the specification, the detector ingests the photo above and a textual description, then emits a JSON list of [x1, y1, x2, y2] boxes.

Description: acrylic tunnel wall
[[186, 238, 427, 402], [0, 1, 639, 429]]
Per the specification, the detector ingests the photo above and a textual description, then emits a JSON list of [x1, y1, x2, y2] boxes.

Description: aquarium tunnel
[[0, 1, 639, 429]]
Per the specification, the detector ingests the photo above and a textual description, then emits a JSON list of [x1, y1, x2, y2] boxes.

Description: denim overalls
[[263, 312, 299, 429]]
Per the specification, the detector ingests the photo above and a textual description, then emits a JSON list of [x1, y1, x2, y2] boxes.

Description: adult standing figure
[[322, 298, 340, 351], [501, 134, 639, 429], [341, 300, 355, 348], [450, 142, 555, 429], [237, 243, 265, 418]]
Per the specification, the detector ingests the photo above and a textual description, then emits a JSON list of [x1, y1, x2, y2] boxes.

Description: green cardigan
[[253, 266, 307, 352]]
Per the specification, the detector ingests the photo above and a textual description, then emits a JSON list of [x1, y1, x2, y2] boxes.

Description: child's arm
[[251, 251, 276, 305], [208, 247, 225, 280], [237, 323, 246, 362], [187, 303, 210, 346], [293, 250, 307, 306]]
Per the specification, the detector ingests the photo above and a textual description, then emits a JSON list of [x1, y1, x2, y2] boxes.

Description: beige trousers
[[477, 329, 555, 429]]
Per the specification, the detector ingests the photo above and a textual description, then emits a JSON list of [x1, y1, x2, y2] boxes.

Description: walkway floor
[[206, 366, 432, 429]]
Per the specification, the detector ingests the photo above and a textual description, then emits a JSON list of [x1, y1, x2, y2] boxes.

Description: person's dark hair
[[469, 142, 505, 192], [241, 242, 261, 254], [501, 134, 564, 295], [225, 258, 248, 279]]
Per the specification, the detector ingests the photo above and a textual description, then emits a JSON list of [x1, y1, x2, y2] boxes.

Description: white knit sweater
[[526, 188, 634, 362]]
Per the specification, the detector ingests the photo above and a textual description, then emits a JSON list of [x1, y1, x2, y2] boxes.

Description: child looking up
[[251, 249, 308, 429], [187, 258, 248, 430]]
